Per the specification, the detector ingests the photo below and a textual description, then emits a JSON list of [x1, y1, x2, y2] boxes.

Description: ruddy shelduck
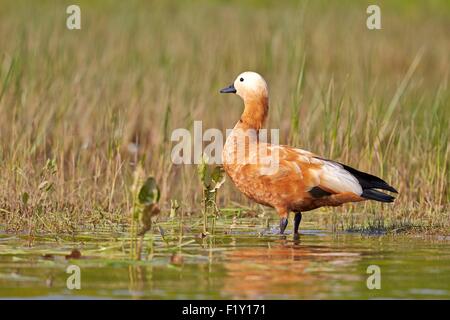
[[220, 71, 397, 235]]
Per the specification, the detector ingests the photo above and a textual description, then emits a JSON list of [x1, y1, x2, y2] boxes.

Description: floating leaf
[[170, 253, 184, 265], [65, 249, 82, 260]]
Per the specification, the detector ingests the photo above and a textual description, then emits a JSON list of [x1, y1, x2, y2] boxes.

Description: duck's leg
[[279, 217, 288, 234], [294, 211, 302, 235], [277, 208, 289, 234]]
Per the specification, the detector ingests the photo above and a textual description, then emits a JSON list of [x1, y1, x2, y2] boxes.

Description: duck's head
[[220, 71, 268, 103]]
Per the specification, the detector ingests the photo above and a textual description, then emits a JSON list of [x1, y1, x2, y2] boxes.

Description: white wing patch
[[316, 161, 362, 195]]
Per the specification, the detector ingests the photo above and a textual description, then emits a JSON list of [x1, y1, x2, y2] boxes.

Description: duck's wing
[[263, 145, 397, 202]]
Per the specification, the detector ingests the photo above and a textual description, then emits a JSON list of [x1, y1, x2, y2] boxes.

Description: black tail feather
[[340, 163, 398, 194], [361, 189, 395, 203], [338, 162, 398, 203]]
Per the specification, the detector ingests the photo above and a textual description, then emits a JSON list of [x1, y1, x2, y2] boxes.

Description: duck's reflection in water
[[223, 239, 361, 299]]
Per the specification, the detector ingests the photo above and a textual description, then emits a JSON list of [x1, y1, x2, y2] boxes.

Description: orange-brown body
[[220, 71, 397, 233], [223, 123, 365, 219]]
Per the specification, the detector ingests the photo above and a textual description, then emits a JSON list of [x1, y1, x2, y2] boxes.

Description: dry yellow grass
[[0, 0, 448, 233]]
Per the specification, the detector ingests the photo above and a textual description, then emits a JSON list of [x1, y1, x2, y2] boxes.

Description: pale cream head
[[220, 71, 269, 102], [233, 71, 268, 101]]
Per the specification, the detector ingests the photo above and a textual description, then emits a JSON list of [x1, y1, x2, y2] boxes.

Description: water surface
[[0, 224, 449, 299]]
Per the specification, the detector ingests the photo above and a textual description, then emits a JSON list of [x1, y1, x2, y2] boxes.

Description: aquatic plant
[[197, 157, 226, 234], [130, 166, 160, 259]]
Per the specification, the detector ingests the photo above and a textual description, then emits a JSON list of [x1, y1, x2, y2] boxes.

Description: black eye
[[240, 77, 244, 82]]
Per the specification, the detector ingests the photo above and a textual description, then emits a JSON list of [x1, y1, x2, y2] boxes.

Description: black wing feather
[[339, 162, 398, 203], [340, 163, 398, 193], [313, 157, 398, 203]]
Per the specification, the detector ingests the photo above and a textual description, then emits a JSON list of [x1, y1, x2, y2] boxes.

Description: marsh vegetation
[[0, 0, 448, 235]]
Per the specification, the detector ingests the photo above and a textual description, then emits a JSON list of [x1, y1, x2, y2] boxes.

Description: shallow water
[[0, 224, 449, 299]]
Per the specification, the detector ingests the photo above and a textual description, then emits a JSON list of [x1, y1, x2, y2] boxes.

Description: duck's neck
[[237, 96, 269, 131]]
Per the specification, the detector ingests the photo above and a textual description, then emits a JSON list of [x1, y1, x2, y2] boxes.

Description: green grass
[[0, 0, 448, 234]]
